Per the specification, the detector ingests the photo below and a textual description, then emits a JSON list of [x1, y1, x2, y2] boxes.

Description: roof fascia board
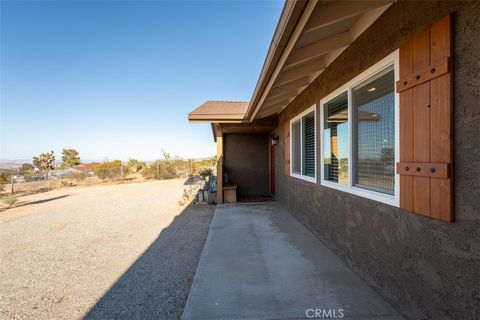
[[247, 0, 318, 121], [257, 1, 394, 118], [244, 0, 311, 120], [189, 119, 248, 124]]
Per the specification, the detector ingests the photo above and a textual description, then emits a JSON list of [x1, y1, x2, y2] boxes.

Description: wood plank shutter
[[396, 15, 453, 223], [284, 121, 290, 176]]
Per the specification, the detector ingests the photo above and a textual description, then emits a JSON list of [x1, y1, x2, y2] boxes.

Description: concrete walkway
[[182, 202, 404, 320]]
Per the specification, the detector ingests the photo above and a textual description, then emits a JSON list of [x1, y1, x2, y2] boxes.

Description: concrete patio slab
[[182, 202, 404, 320]]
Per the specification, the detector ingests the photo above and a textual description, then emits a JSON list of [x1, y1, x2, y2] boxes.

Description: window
[[323, 91, 348, 185], [292, 120, 301, 174], [302, 112, 315, 177], [290, 106, 316, 182], [320, 51, 399, 206], [352, 66, 395, 195]]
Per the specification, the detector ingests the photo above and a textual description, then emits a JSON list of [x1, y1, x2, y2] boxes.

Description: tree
[[0, 172, 9, 192], [380, 147, 394, 164], [33, 151, 55, 179], [19, 163, 34, 174], [61, 149, 80, 168]]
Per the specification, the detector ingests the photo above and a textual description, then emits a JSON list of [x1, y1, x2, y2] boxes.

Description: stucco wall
[[224, 133, 269, 196], [274, 1, 480, 319]]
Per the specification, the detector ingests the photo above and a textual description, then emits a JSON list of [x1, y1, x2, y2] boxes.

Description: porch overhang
[[246, 0, 394, 120], [188, 101, 249, 123], [211, 117, 278, 142]]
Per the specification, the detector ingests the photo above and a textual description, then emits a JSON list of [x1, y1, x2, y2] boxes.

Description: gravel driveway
[[0, 179, 214, 320]]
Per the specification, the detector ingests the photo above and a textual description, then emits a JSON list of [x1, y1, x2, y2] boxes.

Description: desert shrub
[[141, 152, 218, 180], [197, 156, 216, 168], [199, 168, 213, 178], [0, 172, 9, 192], [127, 158, 146, 172], [3, 197, 18, 207], [61, 181, 75, 187], [142, 160, 177, 180], [95, 160, 128, 180], [19, 163, 34, 174], [141, 164, 156, 179], [142, 151, 179, 180]]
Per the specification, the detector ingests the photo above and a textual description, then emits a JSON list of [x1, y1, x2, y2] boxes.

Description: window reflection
[[323, 92, 348, 185], [352, 66, 395, 194]]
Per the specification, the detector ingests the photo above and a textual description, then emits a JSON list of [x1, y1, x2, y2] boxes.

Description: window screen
[[323, 92, 348, 185], [302, 111, 315, 177], [292, 120, 301, 174], [352, 66, 395, 194]]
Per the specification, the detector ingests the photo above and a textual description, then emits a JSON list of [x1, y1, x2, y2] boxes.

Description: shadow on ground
[[1, 187, 55, 199], [0, 195, 70, 212], [83, 202, 215, 320]]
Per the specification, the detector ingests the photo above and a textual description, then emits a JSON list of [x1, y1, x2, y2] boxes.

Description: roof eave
[[244, 0, 311, 120], [246, 0, 394, 120], [188, 115, 248, 123]]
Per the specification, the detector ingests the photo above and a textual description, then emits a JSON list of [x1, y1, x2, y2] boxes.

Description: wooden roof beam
[[269, 76, 311, 99], [264, 91, 300, 107], [257, 101, 290, 118], [285, 32, 351, 69], [263, 99, 291, 112], [276, 58, 326, 87], [305, 0, 392, 33]]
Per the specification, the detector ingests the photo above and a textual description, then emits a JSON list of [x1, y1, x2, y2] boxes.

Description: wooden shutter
[[284, 121, 290, 176], [396, 15, 453, 223]]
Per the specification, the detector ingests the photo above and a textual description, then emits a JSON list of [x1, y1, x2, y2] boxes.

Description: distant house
[[188, 1, 479, 319], [46, 164, 97, 179], [49, 167, 82, 179], [71, 163, 98, 175]]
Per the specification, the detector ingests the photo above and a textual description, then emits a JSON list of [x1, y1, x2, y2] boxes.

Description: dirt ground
[[0, 179, 215, 319]]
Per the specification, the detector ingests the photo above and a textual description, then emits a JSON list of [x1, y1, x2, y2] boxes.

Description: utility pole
[[10, 175, 14, 194], [156, 160, 160, 180]]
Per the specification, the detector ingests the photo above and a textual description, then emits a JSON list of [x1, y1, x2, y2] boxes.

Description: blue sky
[[0, 0, 283, 161]]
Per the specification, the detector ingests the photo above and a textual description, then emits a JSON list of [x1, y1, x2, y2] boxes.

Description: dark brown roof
[[188, 101, 249, 122]]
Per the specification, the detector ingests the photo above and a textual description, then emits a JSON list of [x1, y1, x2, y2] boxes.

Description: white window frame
[[290, 104, 317, 183], [320, 50, 400, 207]]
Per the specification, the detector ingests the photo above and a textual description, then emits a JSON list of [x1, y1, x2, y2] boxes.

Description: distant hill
[[0, 159, 32, 170]]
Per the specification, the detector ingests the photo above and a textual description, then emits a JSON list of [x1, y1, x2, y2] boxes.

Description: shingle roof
[[188, 101, 249, 122]]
